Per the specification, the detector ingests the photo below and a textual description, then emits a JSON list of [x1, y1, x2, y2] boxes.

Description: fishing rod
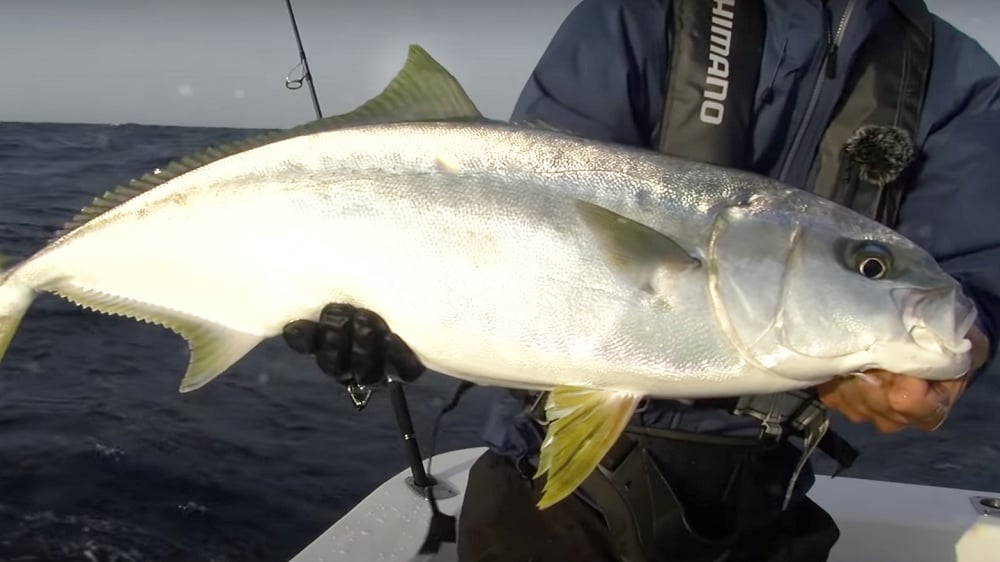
[[283, 0, 323, 119]]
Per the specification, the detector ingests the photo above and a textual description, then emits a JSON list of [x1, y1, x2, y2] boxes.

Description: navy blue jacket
[[483, 0, 1000, 458]]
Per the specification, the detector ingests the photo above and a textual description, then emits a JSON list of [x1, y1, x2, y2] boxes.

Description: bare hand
[[817, 325, 989, 433]]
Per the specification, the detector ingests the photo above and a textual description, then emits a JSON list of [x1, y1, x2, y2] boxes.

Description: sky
[[0, 0, 996, 129]]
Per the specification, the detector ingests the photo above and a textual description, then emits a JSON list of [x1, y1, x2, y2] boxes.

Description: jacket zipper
[[777, 0, 857, 183]]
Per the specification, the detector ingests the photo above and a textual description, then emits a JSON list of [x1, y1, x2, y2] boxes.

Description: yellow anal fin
[[534, 386, 642, 509], [52, 284, 263, 392]]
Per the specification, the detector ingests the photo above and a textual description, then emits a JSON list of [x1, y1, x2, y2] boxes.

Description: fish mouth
[[892, 286, 977, 357]]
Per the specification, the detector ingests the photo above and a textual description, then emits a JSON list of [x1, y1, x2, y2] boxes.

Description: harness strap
[[657, 0, 766, 167], [732, 390, 859, 487], [529, 389, 858, 471], [811, 0, 933, 228]]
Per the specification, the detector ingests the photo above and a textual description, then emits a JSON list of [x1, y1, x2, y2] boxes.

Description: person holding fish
[[0, 0, 992, 561], [282, 0, 1000, 561]]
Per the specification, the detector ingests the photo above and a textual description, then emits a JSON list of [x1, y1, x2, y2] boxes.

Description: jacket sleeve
[[898, 17, 1000, 383], [508, 0, 668, 147]]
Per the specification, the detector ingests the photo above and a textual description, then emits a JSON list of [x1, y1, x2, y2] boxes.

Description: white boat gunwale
[[289, 446, 1000, 562]]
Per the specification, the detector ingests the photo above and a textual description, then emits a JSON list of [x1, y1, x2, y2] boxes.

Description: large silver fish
[[0, 46, 977, 508]]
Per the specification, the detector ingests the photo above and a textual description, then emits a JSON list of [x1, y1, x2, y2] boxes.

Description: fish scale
[[0, 45, 976, 509]]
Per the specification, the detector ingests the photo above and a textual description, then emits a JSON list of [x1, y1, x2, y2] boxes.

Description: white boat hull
[[290, 447, 1000, 562]]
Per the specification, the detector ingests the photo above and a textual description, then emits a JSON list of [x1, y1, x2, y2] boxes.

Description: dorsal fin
[[286, 43, 483, 135], [50, 44, 483, 241]]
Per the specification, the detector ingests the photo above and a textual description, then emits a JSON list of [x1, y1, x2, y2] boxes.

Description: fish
[[0, 45, 977, 509]]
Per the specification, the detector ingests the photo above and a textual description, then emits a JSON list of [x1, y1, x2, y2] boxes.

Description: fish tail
[[0, 257, 34, 368]]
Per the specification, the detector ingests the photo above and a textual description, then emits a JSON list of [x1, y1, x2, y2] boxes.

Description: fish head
[[708, 192, 977, 384]]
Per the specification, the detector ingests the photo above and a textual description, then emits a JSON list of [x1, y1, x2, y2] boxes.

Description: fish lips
[[892, 285, 977, 360]]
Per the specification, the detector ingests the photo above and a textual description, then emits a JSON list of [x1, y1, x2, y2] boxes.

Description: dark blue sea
[[0, 121, 997, 562]]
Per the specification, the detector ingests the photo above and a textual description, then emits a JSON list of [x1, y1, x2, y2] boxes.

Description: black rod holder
[[388, 380, 432, 488]]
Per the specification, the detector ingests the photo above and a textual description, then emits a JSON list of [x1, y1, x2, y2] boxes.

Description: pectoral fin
[[574, 199, 699, 295], [534, 386, 642, 509]]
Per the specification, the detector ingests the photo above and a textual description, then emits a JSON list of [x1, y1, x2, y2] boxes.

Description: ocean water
[[0, 121, 997, 561]]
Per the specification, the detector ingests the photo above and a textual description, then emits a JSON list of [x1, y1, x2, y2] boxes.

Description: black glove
[[282, 303, 425, 388]]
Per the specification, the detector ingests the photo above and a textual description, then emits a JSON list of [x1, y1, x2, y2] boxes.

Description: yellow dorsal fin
[[49, 44, 483, 242]]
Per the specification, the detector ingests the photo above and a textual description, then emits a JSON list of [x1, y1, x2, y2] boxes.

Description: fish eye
[[852, 242, 893, 280]]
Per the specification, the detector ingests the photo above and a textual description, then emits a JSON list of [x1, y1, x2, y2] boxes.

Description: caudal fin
[[0, 260, 34, 369]]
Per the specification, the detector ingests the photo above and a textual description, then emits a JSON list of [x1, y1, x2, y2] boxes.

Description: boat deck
[[290, 447, 1000, 562]]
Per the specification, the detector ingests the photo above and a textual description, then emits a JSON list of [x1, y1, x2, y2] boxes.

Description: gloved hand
[[282, 303, 426, 388]]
